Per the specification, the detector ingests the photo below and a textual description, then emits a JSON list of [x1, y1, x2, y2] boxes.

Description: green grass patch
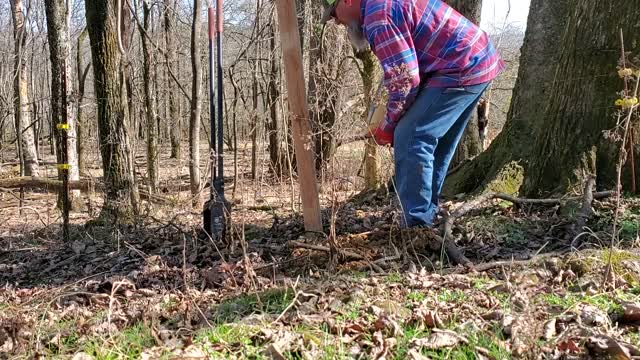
[[406, 291, 426, 302], [384, 272, 404, 284], [212, 288, 294, 324], [83, 322, 155, 360], [436, 289, 468, 304], [538, 292, 624, 315]]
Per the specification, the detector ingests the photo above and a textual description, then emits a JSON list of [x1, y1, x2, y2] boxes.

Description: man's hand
[[372, 127, 393, 146]]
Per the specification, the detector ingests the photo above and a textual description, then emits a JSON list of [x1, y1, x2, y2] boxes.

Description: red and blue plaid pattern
[[363, 0, 505, 136]]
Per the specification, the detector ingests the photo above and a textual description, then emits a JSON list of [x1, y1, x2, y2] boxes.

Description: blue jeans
[[393, 82, 489, 228]]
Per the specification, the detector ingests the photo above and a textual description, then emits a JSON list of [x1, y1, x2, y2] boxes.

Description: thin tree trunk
[[189, 0, 202, 207], [10, 0, 39, 177], [356, 49, 382, 190], [141, 0, 158, 193], [267, 20, 282, 175], [76, 28, 90, 175], [86, 0, 140, 220], [45, 0, 81, 208]]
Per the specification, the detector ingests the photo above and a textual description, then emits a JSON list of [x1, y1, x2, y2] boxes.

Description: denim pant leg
[[393, 82, 489, 228], [427, 83, 489, 220]]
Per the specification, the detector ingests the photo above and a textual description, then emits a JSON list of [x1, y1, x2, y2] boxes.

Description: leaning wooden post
[[275, 0, 323, 232]]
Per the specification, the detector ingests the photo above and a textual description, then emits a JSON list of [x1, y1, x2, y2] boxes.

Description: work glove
[[371, 127, 394, 146]]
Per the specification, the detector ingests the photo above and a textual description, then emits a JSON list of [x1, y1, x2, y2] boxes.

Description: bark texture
[[86, 0, 140, 220], [444, 0, 640, 197], [10, 0, 39, 177], [141, 0, 158, 192], [189, 0, 202, 206], [164, 0, 181, 160], [45, 0, 81, 207]]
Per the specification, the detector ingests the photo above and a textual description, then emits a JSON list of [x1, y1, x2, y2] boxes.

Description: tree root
[[439, 188, 614, 270]]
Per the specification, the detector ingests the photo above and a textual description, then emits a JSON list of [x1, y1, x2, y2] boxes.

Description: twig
[[288, 240, 365, 261], [272, 276, 300, 324]]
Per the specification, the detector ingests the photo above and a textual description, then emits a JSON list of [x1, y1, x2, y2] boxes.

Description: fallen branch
[[0, 176, 174, 204], [0, 176, 96, 191]]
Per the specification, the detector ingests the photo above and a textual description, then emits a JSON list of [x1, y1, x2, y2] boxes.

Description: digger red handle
[[208, 7, 215, 40], [216, 0, 223, 33]]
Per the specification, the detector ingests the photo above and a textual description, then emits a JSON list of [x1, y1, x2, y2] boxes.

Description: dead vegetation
[[1, 143, 639, 359]]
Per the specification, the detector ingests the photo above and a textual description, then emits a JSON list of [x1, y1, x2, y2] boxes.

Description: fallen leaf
[[412, 329, 468, 350], [543, 318, 557, 340], [619, 302, 640, 323], [407, 349, 430, 360], [71, 352, 93, 360], [577, 304, 609, 326], [370, 330, 397, 360], [557, 339, 581, 353], [585, 334, 631, 360]]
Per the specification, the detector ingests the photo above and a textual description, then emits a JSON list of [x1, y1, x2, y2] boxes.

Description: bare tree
[[10, 0, 40, 176], [140, 0, 158, 192], [76, 28, 91, 175], [85, 0, 140, 220], [189, 0, 202, 206], [45, 0, 81, 207], [164, 0, 181, 159]]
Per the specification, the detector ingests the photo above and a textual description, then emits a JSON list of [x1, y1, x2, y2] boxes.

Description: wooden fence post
[[275, 0, 323, 232]]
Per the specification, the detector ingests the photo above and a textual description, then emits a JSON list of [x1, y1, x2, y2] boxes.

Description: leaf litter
[[1, 190, 640, 358]]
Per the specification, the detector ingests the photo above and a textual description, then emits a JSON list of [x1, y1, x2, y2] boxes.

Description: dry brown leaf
[[71, 352, 93, 360], [557, 339, 581, 354], [619, 302, 640, 323], [577, 304, 609, 327], [585, 334, 632, 360], [412, 329, 468, 350], [370, 330, 397, 360], [407, 349, 430, 360], [543, 318, 557, 340]]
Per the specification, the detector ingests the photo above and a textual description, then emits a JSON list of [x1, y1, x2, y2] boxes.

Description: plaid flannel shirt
[[363, 0, 505, 138]]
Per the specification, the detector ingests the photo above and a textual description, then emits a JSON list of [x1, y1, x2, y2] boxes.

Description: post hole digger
[[203, 0, 230, 241]]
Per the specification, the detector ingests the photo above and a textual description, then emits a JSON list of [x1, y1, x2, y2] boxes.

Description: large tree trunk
[[76, 28, 90, 175], [445, 0, 640, 197], [445, 0, 485, 168], [86, 0, 140, 220], [522, 0, 640, 195], [141, 0, 158, 193], [10, 0, 39, 177], [164, 0, 181, 160], [189, 0, 202, 207], [45, 0, 81, 208]]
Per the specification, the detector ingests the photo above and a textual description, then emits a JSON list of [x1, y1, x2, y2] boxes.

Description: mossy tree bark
[[45, 0, 81, 208], [444, 0, 640, 197], [444, 0, 484, 168], [85, 0, 140, 220]]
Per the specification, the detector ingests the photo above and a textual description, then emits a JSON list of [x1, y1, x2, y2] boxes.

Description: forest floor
[[1, 143, 640, 359]]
